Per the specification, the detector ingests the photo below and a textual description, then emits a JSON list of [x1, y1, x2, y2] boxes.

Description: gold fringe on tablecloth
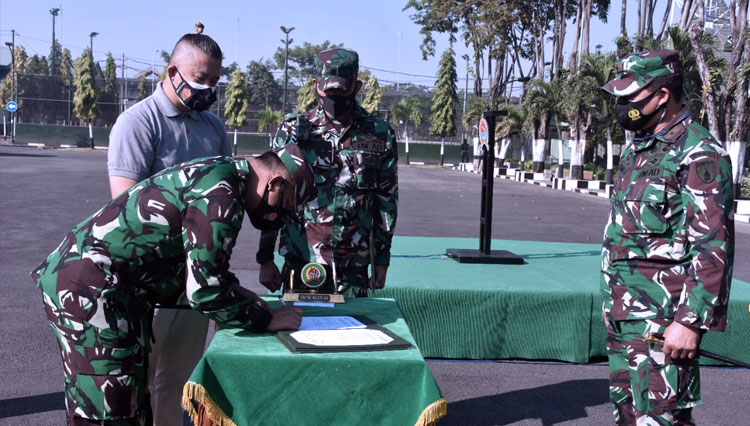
[[414, 397, 447, 426], [182, 381, 237, 426]]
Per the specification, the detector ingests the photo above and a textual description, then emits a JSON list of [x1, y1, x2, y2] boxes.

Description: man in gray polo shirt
[[107, 29, 229, 426]]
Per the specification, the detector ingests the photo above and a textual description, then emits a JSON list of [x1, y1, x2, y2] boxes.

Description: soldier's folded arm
[[675, 142, 734, 332], [372, 129, 398, 266]]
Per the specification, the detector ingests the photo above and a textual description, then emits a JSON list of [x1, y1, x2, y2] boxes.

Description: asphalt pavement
[[1, 144, 748, 425]]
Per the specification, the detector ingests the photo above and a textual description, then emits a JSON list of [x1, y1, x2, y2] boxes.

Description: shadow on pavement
[[442, 379, 610, 425], [0, 152, 56, 158], [0, 392, 65, 418]]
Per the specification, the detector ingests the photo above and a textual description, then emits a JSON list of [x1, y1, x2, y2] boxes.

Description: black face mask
[[249, 181, 288, 231], [317, 91, 356, 118], [170, 66, 217, 112], [614, 89, 667, 131]]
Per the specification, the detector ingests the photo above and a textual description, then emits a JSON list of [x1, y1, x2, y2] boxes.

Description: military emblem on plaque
[[282, 262, 345, 303]]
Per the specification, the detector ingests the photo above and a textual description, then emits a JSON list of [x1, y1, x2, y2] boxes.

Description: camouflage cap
[[315, 48, 359, 92], [601, 49, 682, 97], [275, 143, 315, 215]]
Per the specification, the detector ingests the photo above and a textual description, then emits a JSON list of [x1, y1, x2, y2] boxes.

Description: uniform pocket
[[621, 180, 669, 234], [353, 151, 379, 189], [69, 373, 139, 420]]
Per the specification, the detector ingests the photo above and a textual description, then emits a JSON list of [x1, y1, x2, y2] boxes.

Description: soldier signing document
[[600, 49, 734, 425], [32, 148, 315, 425]]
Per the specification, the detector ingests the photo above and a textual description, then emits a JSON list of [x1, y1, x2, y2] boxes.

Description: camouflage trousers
[[40, 283, 153, 425], [606, 318, 700, 425]]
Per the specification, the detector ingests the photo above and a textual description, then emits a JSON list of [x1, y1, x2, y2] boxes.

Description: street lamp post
[[280, 26, 295, 114], [461, 54, 470, 149], [396, 30, 405, 92], [50, 8, 60, 76], [152, 49, 158, 93], [6, 32, 15, 143], [89, 31, 98, 55]]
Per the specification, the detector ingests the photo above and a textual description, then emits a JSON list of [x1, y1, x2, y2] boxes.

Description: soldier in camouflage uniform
[[32, 149, 313, 425], [257, 48, 398, 297], [600, 49, 734, 425]]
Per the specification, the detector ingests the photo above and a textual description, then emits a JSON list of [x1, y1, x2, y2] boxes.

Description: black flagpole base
[[445, 248, 525, 264]]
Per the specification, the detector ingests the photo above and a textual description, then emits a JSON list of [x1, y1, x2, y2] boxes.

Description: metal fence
[[2, 72, 470, 142]]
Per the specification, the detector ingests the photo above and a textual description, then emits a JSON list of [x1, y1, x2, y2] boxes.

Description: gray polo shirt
[[108, 82, 232, 180]]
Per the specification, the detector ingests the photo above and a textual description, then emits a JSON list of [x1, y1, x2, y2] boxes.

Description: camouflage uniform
[[32, 153, 310, 425], [601, 50, 734, 425], [258, 48, 398, 295]]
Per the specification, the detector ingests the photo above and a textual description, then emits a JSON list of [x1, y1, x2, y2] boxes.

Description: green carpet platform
[[377, 236, 750, 365]]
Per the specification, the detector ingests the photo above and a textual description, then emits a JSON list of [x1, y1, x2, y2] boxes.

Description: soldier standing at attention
[[107, 27, 231, 425], [33, 151, 310, 425], [600, 49, 734, 425], [257, 48, 398, 297]]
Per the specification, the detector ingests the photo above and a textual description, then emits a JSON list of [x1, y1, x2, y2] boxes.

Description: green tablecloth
[[183, 298, 446, 426]]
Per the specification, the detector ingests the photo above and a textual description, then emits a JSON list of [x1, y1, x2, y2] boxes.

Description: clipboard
[[276, 315, 414, 354]]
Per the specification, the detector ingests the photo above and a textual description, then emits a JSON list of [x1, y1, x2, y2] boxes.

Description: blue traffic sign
[[6, 101, 17, 112]]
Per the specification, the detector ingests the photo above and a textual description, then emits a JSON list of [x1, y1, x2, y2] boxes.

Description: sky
[[0, 0, 676, 90]]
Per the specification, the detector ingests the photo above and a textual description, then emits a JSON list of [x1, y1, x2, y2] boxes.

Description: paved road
[[1, 145, 748, 425]]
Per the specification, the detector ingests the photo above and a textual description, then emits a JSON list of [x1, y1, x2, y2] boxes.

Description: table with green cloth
[[182, 298, 446, 426]]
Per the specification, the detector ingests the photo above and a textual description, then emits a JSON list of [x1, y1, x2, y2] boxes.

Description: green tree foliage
[[273, 41, 342, 85], [157, 50, 170, 82], [496, 105, 524, 139], [136, 74, 148, 102], [247, 60, 280, 106], [429, 48, 458, 137], [1, 46, 31, 107], [462, 96, 486, 135], [521, 78, 565, 138], [73, 48, 99, 124], [27, 55, 49, 75], [296, 78, 316, 113], [224, 68, 249, 128], [60, 48, 74, 78], [221, 62, 240, 80], [49, 40, 62, 76], [257, 106, 283, 134], [390, 97, 423, 139], [361, 75, 382, 116], [103, 53, 118, 102]]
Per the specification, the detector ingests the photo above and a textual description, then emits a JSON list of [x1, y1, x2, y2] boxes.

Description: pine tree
[[361, 75, 382, 116], [429, 48, 458, 138], [1, 46, 29, 108], [246, 60, 280, 107], [224, 68, 249, 154], [136, 74, 148, 102], [60, 49, 74, 78], [49, 40, 62, 76], [73, 48, 99, 125], [296, 78, 316, 113], [429, 48, 458, 165], [103, 53, 118, 103]]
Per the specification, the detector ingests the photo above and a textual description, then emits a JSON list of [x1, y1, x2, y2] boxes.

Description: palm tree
[[562, 73, 599, 180], [521, 78, 566, 174], [257, 106, 283, 148], [390, 98, 423, 164], [495, 105, 523, 167], [580, 52, 617, 183]]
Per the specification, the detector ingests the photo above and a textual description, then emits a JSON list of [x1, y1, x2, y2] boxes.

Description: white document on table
[[298, 316, 366, 331], [289, 328, 394, 347]]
